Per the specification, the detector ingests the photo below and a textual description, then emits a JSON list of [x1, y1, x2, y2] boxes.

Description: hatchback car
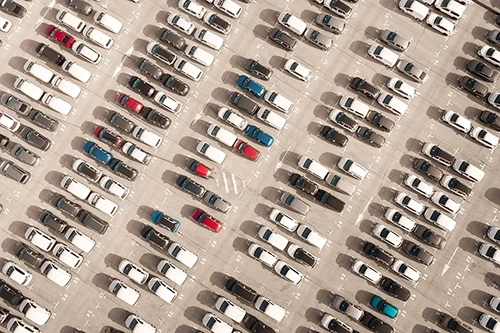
[[403, 241, 435, 265], [323, 0, 353, 18], [236, 74, 265, 97], [350, 77, 380, 99], [245, 125, 274, 147], [141, 226, 169, 249], [268, 27, 297, 51], [357, 127, 386, 148], [319, 126, 348, 147], [244, 59, 273, 80], [351, 258, 382, 284], [387, 77, 416, 99], [397, 60, 428, 82], [304, 28, 333, 50], [118, 259, 149, 284], [413, 157, 443, 181], [329, 109, 359, 132], [362, 241, 395, 266], [284, 59, 313, 82], [458, 75, 488, 98], [179, 0, 206, 19], [167, 13, 195, 35], [331, 294, 364, 321], [470, 126, 500, 149], [467, 59, 499, 83], [176, 174, 206, 198], [371, 295, 398, 319], [192, 209, 223, 232], [427, 13, 455, 36], [19, 127, 52, 151], [394, 191, 424, 215], [413, 224, 447, 249], [366, 111, 395, 132], [380, 30, 410, 52], [315, 13, 345, 34], [203, 11, 232, 34], [384, 208, 416, 232], [268, 208, 299, 232], [441, 110, 472, 133], [391, 259, 421, 282]]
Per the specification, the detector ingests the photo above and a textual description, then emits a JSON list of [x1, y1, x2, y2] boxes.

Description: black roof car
[[366, 111, 395, 132], [350, 77, 380, 99], [379, 29, 410, 52], [466, 59, 499, 83], [0, 0, 26, 18], [28, 109, 58, 132], [1, 93, 31, 116], [158, 28, 186, 51], [77, 210, 109, 234], [148, 43, 177, 65], [480, 110, 500, 131], [362, 241, 395, 266], [204, 12, 232, 35], [36, 43, 66, 67], [19, 126, 52, 151], [140, 226, 169, 249], [288, 245, 317, 267], [438, 313, 474, 333], [319, 125, 348, 147], [413, 224, 447, 249], [109, 158, 138, 181], [268, 28, 297, 51], [380, 277, 411, 301], [67, 0, 92, 15], [128, 76, 156, 98], [14, 243, 45, 268], [51, 193, 82, 218], [289, 173, 319, 196], [39, 210, 68, 233], [176, 174, 206, 198], [0, 158, 30, 184], [0, 280, 23, 305], [330, 110, 359, 132], [160, 74, 190, 96], [458, 75, 488, 98], [0, 134, 8, 149], [361, 312, 394, 333], [244, 314, 276, 333], [142, 108, 171, 129], [136, 57, 164, 81], [413, 158, 443, 181], [244, 59, 273, 81], [108, 111, 136, 133], [356, 127, 386, 148], [403, 240, 435, 266], [74, 159, 102, 182], [229, 91, 258, 115], [225, 277, 258, 304], [314, 189, 345, 213], [315, 13, 345, 34]]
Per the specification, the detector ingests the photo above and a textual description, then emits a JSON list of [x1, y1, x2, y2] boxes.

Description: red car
[[45, 25, 75, 48], [234, 140, 260, 161], [94, 126, 124, 149], [191, 209, 223, 233], [186, 158, 212, 178], [117, 94, 144, 114]]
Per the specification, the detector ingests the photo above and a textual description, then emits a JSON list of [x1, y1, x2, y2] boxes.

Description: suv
[[329, 109, 359, 132], [0, 280, 23, 305], [350, 77, 380, 99], [268, 28, 297, 51], [39, 210, 68, 233], [331, 294, 365, 321], [421, 142, 455, 167], [229, 91, 258, 115], [280, 192, 310, 215], [51, 193, 82, 218], [440, 175, 472, 198], [244, 59, 273, 80], [176, 175, 206, 197], [362, 241, 395, 266], [140, 226, 169, 249], [14, 243, 44, 268], [158, 28, 186, 51], [36, 43, 66, 66], [77, 210, 109, 234], [438, 313, 473, 333], [225, 277, 258, 304], [289, 173, 319, 195], [315, 190, 345, 213], [413, 158, 443, 181]]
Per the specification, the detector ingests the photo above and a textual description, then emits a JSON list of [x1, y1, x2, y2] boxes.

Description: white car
[[489, 92, 500, 109], [153, 91, 182, 114], [6, 318, 39, 333], [268, 208, 298, 232], [490, 297, 500, 313], [387, 77, 416, 99], [431, 191, 460, 214], [215, 296, 246, 323], [394, 191, 425, 215], [2, 261, 32, 286], [452, 159, 484, 182], [214, 0, 242, 19], [18, 298, 51, 326], [61, 176, 91, 200], [82, 26, 114, 49], [217, 107, 248, 130], [391, 259, 421, 282], [25, 227, 56, 252], [132, 126, 162, 149], [384, 208, 416, 232], [118, 259, 149, 284], [247, 243, 278, 267], [185, 44, 214, 67], [125, 314, 157, 333], [147, 277, 178, 304], [93, 11, 123, 34], [99, 176, 130, 199], [284, 59, 312, 81], [194, 28, 224, 50], [207, 123, 237, 147], [488, 227, 500, 244], [122, 142, 151, 165], [424, 207, 456, 231], [202, 312, 233, 333], [264, 90, 294, 114], [258, 226, 289, 251], [56, 10, 86, 33], [434, 0, 466, 20], [196, 141, 226, 164], [377, 92, 407, 116], [296, 224, 327, 249], [277, 12, 307, 35], [41, 93, 72, 116], [62, 60, 92, 83], [372, 223, 404, 248], [337, 157, 368, 180], [426, 13, 455, 36], [0, 15, 12, 32], [174, 58, 204, 81], [298, 156, 329, 180], [256, 108, 286, 130], [178, 0, 206, 19], [168, 242, 198, 268], [87, 192, 118, 217], [274, 260, 303, 284], [0, 111, 20, 132], [479, 243, 500, 265], [24, 59, 53, 83], [71, 41, 102, 65], [479, 313, 500, 333], [14, 77, 44, 101], [404, 174, 435, 198], [254, 296, 286, 322], [52, 243, 84, 269], [351, 258, 382, 284], [167, 13, 195, 35], [51, 75, 82, 98], [469, 126, 499, 149], [398, 0, 430, 21], [108, 279, 140, 305], [367, 43, 399, 67], [39, 260, 71, 287], [157, 259, 188, 286], [338, 96, 370, 118], [64, 227, 95, 253], [479, 45, 500, 68], [441, 110, 472, 133]]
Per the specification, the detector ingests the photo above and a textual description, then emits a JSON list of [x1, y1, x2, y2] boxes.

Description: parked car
[[367, 44, 399, 67], [284, 59, 312, 82], [421, 142, 455, 167], [280, 191, 310, 215], [403, 241, 435, 265], [366, 111, 395, 132], [413, 224, 447, 249], [380, 29, 410, 51], [151, 210, 180, 233], [338, 96, 370, 118], [362, 241, 395, 266], [404, 174, 435, 198], [203, 11, 232, 34], [337, 157, 368, 180], [380, 277, 410, 301], [268, 28, 297, 51], [247, 243, 278, 267], [329, 109, 359, 132], [458, 75, 488, 98], [361, 312, 395, 333], [438, 313, 473, 333], [356, 127, 386, 148], [331, 294, 365, 321], [315, 13, 345, 34], [413, 157, 443, 181], [398, 0, 429, 21], [372, 223, 404, 248], [349, 77, 380, 99], [427, 13, 455, 36], [351, 258, 382, 284], [244, 59, 273, 80], [467, 59, 499, 83], [118, 259, 149, 284], [268, 208, 298, 232], [191, 209, 223, 232], [394, 191, 425, 215], [370, 295, 398, 319]]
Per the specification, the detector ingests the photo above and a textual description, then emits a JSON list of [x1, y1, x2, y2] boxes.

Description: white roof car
[[196, 141, 226, 164], [2, 261, 32, 286], [18, 298, 51, 326], [367, 43, 399, 67], [268, 208, 299, 232], [434, 0, 466, 20], [167, 13, 195, 35], [52, 243, 83, 269], [41, 93, 72, 116], [372, 223, 404, 248], [337, 157, 368, 180], [214, 0, 242, 19], [0, 111, 20, 132], [108, 279, 140, 305], [351, 258, 382, 284], [6, 318, 39, 333], [256, 107, 286, 130], [277, 12, 307, 36], [132, 126, 162, 149], [431, 191, 460, 214], [24, 59, 54, 83], [61, 175, 92, 200], [64, 227, 95, 253], [202, 312, 233, 333], [274, 260, 304, 285], [118, 259, 149, 284], [384, 208, 416, 232], [14, 77, 44, 101], [174, 58, 204, 82], [93, 11, 123, 34], [254, 296, 286, 323], [296, 224, 327, 249], [479, 313, 500, 333], [153, 91, 182, 114], [203, 10, 232, 34], [61, 60, 91, 83], [321, 314, 353, 333], [391, 259, 421, 282], [387, 77, 416, 99], [168, 242, 198, 268], [490, 297, 500, 313], [50, 75, 81, 98], [264, 90, 294, 114], [207, 123, 237, 147], [0, 15, 12, 32], [479, 45, 500, 68], [404, 174, 435, 198], [339, 96, 370, 118], [179, 0, 206, 19], [426, 13, 455, 36], [87, 192, 118, 217], [441, 110, 472, 133], [71, 41, 102, 65], [394, 191, 425, 215], [215, 296, 246, 323], [218, 107, 248, 130], [479, 243, 500, 265], [247, 243, 278, 267], [184, 44, 215, 67], [25, 227, 56, 252], [284, 59, 312, 82], [488, 227, 500, 244], [489, 92, 500, 109], [122, 142, 151, 165], [398, 0, 430, 21], [99, 176, 130, 199], [148, 277, 178, 304], [298, 156, 329, 180], [424, 207, 456, 231], [194, 28, 224, 50], [377, 92, 407, 116], [470, 126, 499, 149], [39, 260, 71, 286], [157, 259, 188, 285], [125, 314, 157, 333], [258, 226, 289, 251], [82, 26, 114, 49], [452, 159, 484, 182], [56, 10, 86, 33]]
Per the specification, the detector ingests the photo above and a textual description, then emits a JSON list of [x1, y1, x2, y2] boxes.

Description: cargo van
[[194, 28, 223, 50], [23, 60, 54, 83], [60, 176, 91, 200], [62, 60, 91, 83], [173, 59, 203, 82], [184, 45, 214, 67], [83, 26, 114, 49], [196, 141, 226, 164], [298, 156, 329, 180], [51, 75, 81, 98], [14, 77, 44, 101], [93, 11, 123, 34], [207, 123, 237, 147]]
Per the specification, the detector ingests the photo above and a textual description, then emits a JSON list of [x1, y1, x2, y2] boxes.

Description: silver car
[[331, 294, 364, 321], [304, 28, 332, 50], [315, 13, 345, 34], [202, 191, 232, 213], [280, 191, 310, 215], [380, 29, 410, 51], [10, 144, 39, 166]]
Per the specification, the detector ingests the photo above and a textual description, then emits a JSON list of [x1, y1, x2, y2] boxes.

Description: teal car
[[370, 295, 398, 319], [236, 74, 265, 98]]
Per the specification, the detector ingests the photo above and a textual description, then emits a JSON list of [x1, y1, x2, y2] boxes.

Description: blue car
[[236, 74, 265, 98], [245, 125, 274, 147], [151, 210, 180, 233], [370, 295, 398, 319], [83, 141, 113, 165]]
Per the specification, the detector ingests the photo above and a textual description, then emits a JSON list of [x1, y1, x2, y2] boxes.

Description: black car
[[1, 93, 31, 116], [413, 158, 443, 181], [204, 12, 232, 35], [366, 111, 395, 132], [467, 59, 499, 83], [229, 91, 258, 115], [268, 28, 297, 51], [319, 125, 348, 147], [403, 240, 435, 265], [244, 314, 276, 333], [73, 159, 102, 182], [176, 174, 206, 198], [287, 245, 317, 268], [14, 243, 45, 268], [51, 193, 82, 218], [39, 210, 68, 233], [361, 312, 394, 333], [19, 126, 52, 151], [350, 77, 380, 99], [0, 280, 23, 305], [412, 224, 447, 249], [147, 43, 176, 66], [36, 43, 66, 67], [109, 158, 138, 181], [438, 313, 474, 333], [67, 0, 92, 15], [128, 76, 156, 98], [108, 111, 136, 133], [480, 110, 500, 131], [362, 241, 395, 266], [380, 277, 411, 301], [225, 277, 258, 304], [160, 74, 190, 96], [0, 0, 26, 18], [136, 58, 164, 81], [458, 75, 488, 98], [28, 109, 58, 132], [314, 189, 345, 213], [329, 109, 359, 132], [245, 59, 273, 81], [142, 108, 171, 129], [77, 210, 109, 234], [0, 134, 8, 149], [356, 127, 386, 148], [289, 173, 319, 196], [140, 226, 169, 249], [157, 28, 186, 51]]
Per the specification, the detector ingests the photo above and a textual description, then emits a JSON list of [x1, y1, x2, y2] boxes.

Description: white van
[[56, 10, 86, 33], [215, 296, 246, 323], [93, 11, 123, 34], [257, 108, 286, 130], [193, 28, 223, 50], [254, 296, 286, 322], [157, 259, 188, 286], [337, 157, 368, 180], [61, 176, 91, 200], [207, 123, 237, 147], [18, 299, 51, 326], [298, 156, 329, 180], [41, 93, 72, 116], [52, 243, 83, 269], [108, 279, 140, 306], [14, 77, 44, 101], [23, 60, 54, 83], [173, 59, 203, 82], [62, 60, 91, 83], [125, 314, 157, 333], [64, 227, 95, 253], [132, 127, 163, 149], [6, 317, 39, 333], [87, 192, 118, 217], [50, 75, 81, 98], [424, 208, 456, 232], [83, 26, 114, 49], [39, 260, 72, 286], [325, 173, 356, 195], [452, 159, 484, 182], [184, 45, 214, 67], [196, 141, 226, 164]]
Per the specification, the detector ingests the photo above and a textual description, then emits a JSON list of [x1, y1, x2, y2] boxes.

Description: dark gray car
[[77, 210, 109, 234], [357, 127, 386, 148], [15, 243, 44, 268], [413, 158, 443, 181], [315, 13, 345, 34], [36, 43, 66, 67], [412, 224, 447, 249], [280, 191, 310, 215], [158, 28, 186, 51], [229, 91, 258, 115], [136, 57, 164, 81], [366, 111, 395, 132], [438, 313, 473, 333], [19, 126, 52, 151], [176, 174, 206, 198], [362, 241, 395, 266], [403, 240, 435, 265], [108, 111, 136, 133], [319, 125, 348, 147], [244, 59, 273, 80], [480, 110, 500, 131], [0, 158, 30, 184], [10, 144, 39, 166], [67, 0, 92, 15], [350, 77, 380, 99], [304, 28, 332, 50], [51, 193, 82, 218], [458, 75, 488, 98], [1, 93, 31, 116], [39, 210, 68, 233], [203, 191, 232, 213], [268, 28, 297, 51], [28, 109, 58, 132], [379, 29, 410, 51], [466, 59, 499, 83]]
